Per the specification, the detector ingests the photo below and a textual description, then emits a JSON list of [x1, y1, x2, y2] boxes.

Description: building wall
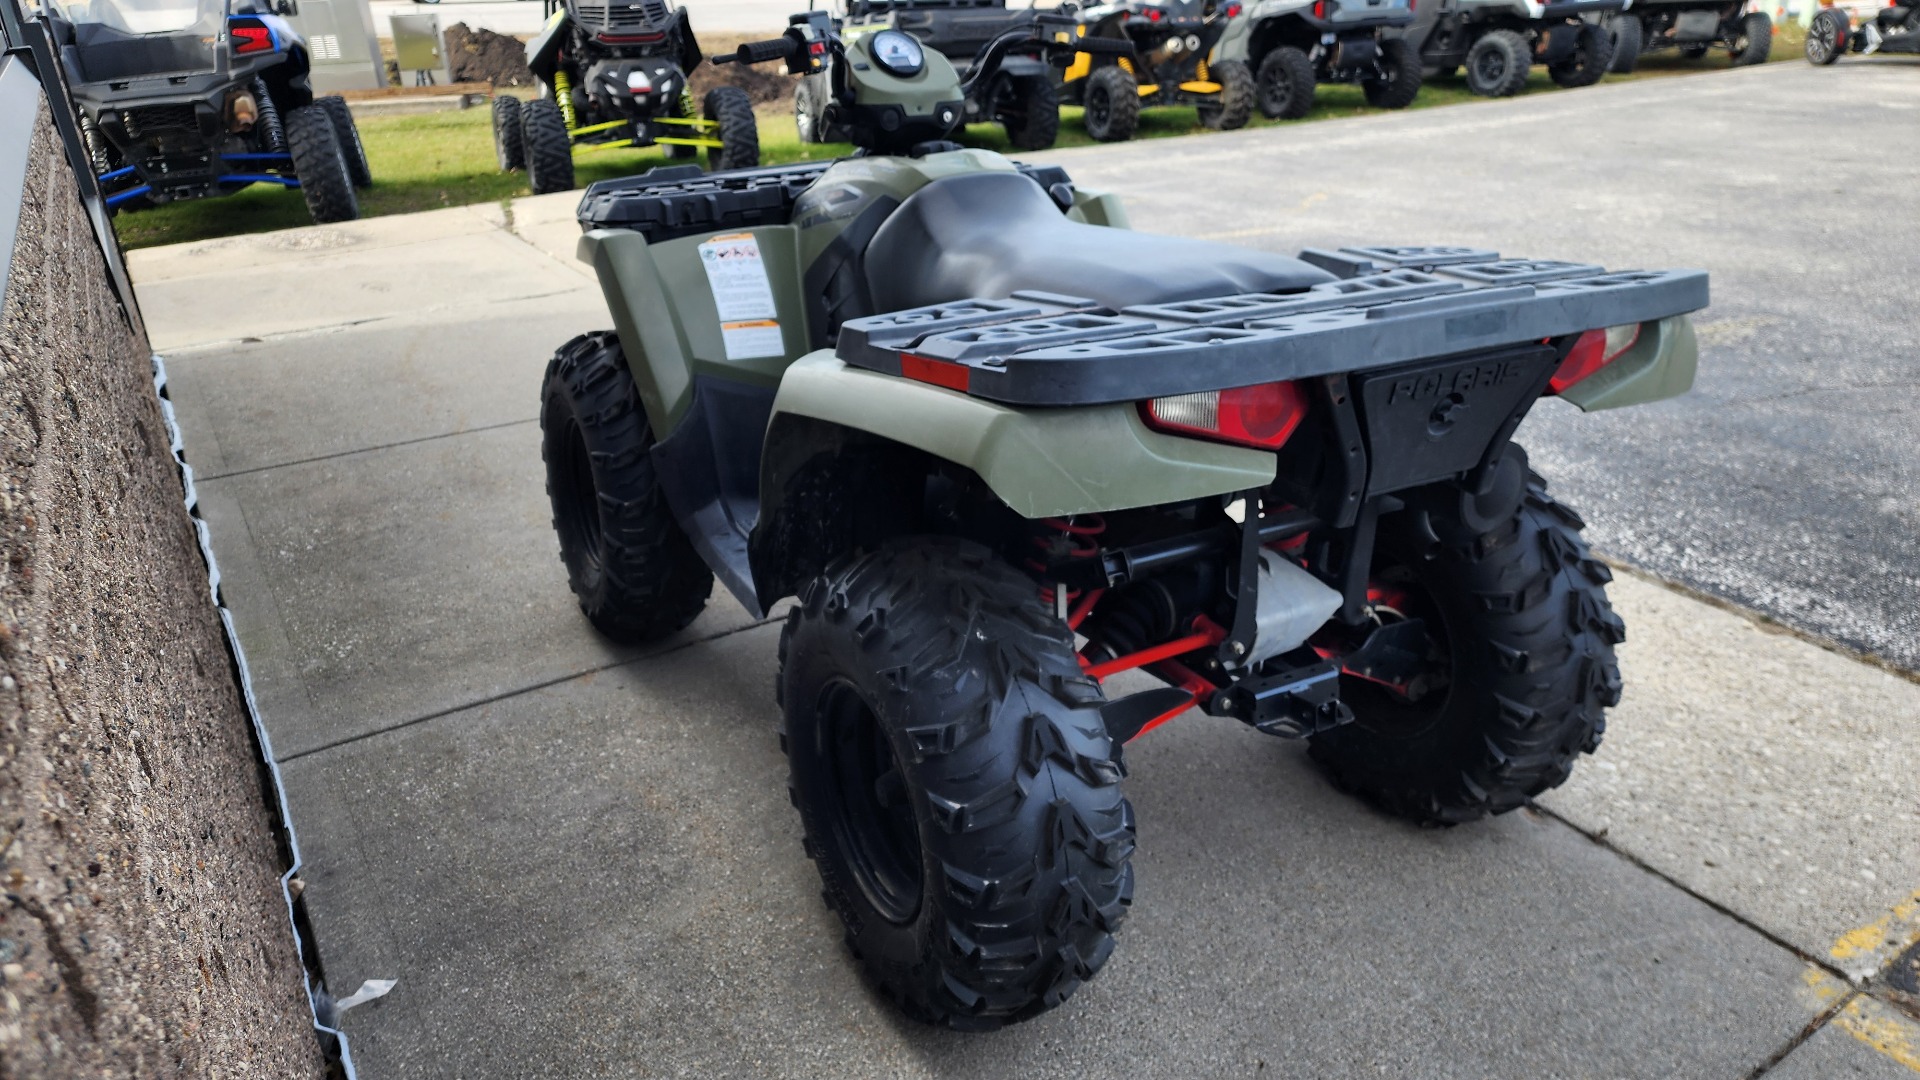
[[0, 100, 327, 1078]]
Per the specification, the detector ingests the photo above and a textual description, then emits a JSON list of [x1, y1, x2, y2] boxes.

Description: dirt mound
[[688, 32, 795, 108], [444, 22, 535, 87]]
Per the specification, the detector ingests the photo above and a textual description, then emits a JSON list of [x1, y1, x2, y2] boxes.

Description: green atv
[[494, 0, 759, 194], [542, 8, 1708, 1029]]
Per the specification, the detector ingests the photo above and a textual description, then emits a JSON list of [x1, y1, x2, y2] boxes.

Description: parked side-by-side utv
[[1395, 0, 1624, 96], [537, 9, 1708, 1033], [1216, 0, 1423, 119], [1062, 0, 1256, 141], [494, 0, 758, 194], [1806, 0, 1919, 63], [1605, 0, 1771, 72], [56, 0, 369, 222]]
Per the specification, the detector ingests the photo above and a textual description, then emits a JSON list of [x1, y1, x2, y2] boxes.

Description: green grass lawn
[[112, 27, 1803, 251]]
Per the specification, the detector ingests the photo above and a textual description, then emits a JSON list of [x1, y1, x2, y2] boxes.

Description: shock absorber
[[253, 77, 284, 152], [1196, 56, 1211, 81], [552, 68, 578, 131]]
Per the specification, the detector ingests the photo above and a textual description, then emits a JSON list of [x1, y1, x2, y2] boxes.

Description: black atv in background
[[1807, 0, 1920, 63], [56, 0, 369, 222], [801, 0, 1061, 150], [494, 0, 758, 195], [1215, 0, 1422, 120], [1063, 0, 1257, 141], [1604, 0, 1771, 72], [1394, 0, 1623, 96]]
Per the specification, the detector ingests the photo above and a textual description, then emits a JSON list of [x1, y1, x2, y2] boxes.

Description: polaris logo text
[[1386, 359, 1527, 405]]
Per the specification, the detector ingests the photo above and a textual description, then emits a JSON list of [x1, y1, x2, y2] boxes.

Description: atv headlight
[[870, 29, 925, 76]]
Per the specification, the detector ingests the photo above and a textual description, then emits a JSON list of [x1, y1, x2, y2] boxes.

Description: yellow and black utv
[[1059, 0, 1254, 141]]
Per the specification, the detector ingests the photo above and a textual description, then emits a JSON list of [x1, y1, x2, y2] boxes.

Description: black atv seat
[[863, 171, 1336, 314]]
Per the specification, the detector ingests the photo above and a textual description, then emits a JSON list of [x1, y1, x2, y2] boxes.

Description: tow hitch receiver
[[1208, 654, 1349, 737]]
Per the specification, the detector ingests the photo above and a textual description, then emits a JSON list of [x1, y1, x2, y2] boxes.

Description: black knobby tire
[[1001, 74, 1061, 150], [1308, 469, 1624, 826], [284, 104, 359, 224], [704, 86, 759, 171], [522, 95, 575, 194], [1465, 29, 1532, 96], [1548, 21, 1616, 87], [492, 95, 525, 170], [1607, 13, 1644, 72], [779, 537, 1133, 1030], [1363, 37, 1423, 108], [1729, 11, 1773, 65], [1081, 64, 1140, 142], [1807, 8, 1849, 63], [795, 73, 832, 144], [1255, 46, 1317, 119], [1196, 58, 1255, 129], [539, 331, 712, 642], [314, 95, 372, 188]]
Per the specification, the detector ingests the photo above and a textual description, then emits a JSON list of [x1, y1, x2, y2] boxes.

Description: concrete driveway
[[135, 62, 1920, 1078]]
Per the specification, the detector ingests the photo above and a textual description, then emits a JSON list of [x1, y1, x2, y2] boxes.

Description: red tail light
[[229, 17, 275, 54], [1143, 381, 1308, 450], [900, 353, 971, 392], [1549, 324, 1642, 394], [1225, 2, 1243, 14], [1313, 1, 1328, 17], [1145, 5, 1165, 19]]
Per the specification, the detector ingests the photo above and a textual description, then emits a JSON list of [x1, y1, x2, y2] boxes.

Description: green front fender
[[768, 353, 1278, 519], [1557, 314, 1699, 412]]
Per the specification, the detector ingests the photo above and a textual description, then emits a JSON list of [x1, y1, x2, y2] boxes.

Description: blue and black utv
[[53, 0, 370, 222]]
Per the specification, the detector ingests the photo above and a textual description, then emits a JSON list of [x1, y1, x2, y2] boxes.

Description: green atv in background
[[542, 8, 1707, 1030], [1061, 0, 1257, 141], [494, 0, 759, 194]]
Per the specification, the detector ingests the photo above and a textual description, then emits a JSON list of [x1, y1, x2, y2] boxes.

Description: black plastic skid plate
[[834, 247, 1709, 406]]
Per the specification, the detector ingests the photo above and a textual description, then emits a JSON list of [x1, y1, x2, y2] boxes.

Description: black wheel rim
[[818, 680, 923, 924], [554, 416, 604, 581], [1259, 66, 1290, 113], [1088, 85, 1111, 133], [1474, 48, 1506, 85]]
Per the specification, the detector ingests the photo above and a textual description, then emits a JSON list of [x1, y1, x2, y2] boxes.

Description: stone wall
[[0, 102, 327, 1077]]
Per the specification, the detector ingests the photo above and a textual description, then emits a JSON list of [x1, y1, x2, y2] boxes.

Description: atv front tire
[[1363, 37, 1423, 108], [1607, 13, 1644, 72], [284, 104, 359, 224], [1082, 64, 1140, 142], [1256, 46, 1316, 119], [780, 537, 1132, 1030], [315, 95, 372, 188], [1001, 74, 1061, 150], [521, 96, 575, 194], [704, 86, 759, 171], [1466, 30, 1532, 96], [540, 331, 712, 643], [1197, 58, 1255, 129], [1729, 11, 1773, 65], [1548, 21, 1616, 87], [1807, 7, 1849, 62], [1308, 467, 1623, 826], [492, 95, 525, 170]]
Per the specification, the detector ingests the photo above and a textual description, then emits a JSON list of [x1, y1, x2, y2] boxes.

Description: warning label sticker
[[721, 319, 785, 360], [698, 232, 778, 323]]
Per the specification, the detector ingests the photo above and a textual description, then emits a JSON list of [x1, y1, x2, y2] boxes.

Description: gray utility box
[[284, 0, 383, 92], [389, 12, 451, 84]]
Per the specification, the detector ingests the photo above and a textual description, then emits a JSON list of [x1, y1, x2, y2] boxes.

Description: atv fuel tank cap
[[870, 29, 925, 76]]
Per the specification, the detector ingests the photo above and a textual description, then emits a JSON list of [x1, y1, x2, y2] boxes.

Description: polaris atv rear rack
[[834, 247, 1708, 407]]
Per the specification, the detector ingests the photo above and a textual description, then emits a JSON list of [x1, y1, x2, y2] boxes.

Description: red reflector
[[900, 354, 971, 392], [1143, 381, 1308, 450], [1549, 324, 1643, 394], [1313, 0, 1326, 16], [231, 23, 273, 54], [1146, 6, 1163, 18], [810, 40, 826, 54], [1225, 1, 1243, 14]]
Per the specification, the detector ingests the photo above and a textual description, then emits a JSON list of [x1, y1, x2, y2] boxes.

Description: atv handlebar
[[712, 34, 801, 66]]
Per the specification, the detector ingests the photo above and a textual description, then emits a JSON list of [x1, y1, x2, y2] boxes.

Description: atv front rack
[[834, 247, 1709, 406]]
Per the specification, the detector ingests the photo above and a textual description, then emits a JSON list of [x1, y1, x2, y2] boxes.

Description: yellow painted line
[[1833, 995, 1920, 1073], [1832, 888, 1920, 982]]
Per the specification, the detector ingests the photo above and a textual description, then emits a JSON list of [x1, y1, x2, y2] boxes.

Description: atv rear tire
[[521, 96, 575, 194], [1256, 46, 1316, 119], [284, 104, 359, 224], [315, 95, 372, 188], [540, 331, 712, 643], [492, 95, 525, 170], [1807, 7, 1849, 62], [1082, 64, 1140, 142], [779, 537, 1132, 1030], [1197, 58, 1255, 129], [1607, 13, 1644, 72], [1363, 37, 1423, 108], [1466, 30, 1532, 96], [1548, 21, 1616, 87], [704, 86, 759, 171], [1308, 468, 1622, 826], [1001, 74, 1061, 150], [1729, 11, 1773, 65]]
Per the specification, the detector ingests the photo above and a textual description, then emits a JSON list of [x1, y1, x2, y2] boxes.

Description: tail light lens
[[1143, 381, 1308, 450], [1313, 0, 1328, 16], [1225, 2, 1243, 14], [1549, 324, 1642, 394], [1145, 5, 1165, 19], [229, 17, 275, 54]]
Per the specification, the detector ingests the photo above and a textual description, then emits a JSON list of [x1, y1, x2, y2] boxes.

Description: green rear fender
[[1557, 314, 1699, 412], [764, 353, 1278, 520]]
